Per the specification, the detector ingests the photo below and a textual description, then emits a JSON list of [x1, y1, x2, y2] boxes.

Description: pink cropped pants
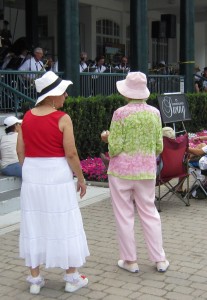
[[108, 175, 166, 262]]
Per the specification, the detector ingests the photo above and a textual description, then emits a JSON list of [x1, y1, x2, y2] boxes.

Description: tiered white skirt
[[19, 157, 90, 269]]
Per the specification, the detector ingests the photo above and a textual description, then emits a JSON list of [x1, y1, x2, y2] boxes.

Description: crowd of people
[[0, 22, 58, 73], [79, 51, 130, 73]]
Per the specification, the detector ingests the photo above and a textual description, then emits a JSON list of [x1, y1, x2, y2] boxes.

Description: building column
[[130, 0, 148, 74], [57, 0, 80, 97], [179, 0, 195, 93], [25, 0, 38, 50]]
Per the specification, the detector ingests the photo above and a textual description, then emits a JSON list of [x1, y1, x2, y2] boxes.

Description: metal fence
[[0, 71, 63, 112], [80, 73, 184, 97], [0, 70, 184, 112]]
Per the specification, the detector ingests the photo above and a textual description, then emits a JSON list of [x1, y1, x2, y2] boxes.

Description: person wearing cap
[[101, 72, 169, 273], [0, 116, 22, 177], [16, 71, 89, 294]]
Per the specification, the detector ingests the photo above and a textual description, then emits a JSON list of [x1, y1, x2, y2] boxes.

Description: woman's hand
[[194, 136, 207, 142], [77, 180, 87, 198], [101, 130, 110, 143], [193, 136, 201, 141]]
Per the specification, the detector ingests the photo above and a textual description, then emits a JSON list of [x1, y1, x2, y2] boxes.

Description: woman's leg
[[133, 179, 166, 262], [30, 266, 40, 277], [108, 175, 137, 262], [66, 267, 76, 274], [27, 266, 45, 294], [64, 267, 88, 292]]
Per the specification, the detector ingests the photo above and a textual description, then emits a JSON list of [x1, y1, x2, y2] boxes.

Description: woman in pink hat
[[101, 72, 169, 273], [17, 71, 89, 294]]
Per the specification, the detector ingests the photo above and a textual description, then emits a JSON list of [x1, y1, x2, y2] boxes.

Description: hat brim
[[116, 79, 150, 100], [35, 79, 73, 106]]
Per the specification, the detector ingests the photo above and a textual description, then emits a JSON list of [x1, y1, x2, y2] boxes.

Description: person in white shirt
[[93, 55, 106, 73], [115, 56, 130, 73], [0, 116, 22, 177], [18, 47, 46, 80], [79, 52, 88, 72]]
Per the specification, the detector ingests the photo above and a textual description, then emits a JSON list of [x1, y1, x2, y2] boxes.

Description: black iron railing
[[0, 70, 185, 112]]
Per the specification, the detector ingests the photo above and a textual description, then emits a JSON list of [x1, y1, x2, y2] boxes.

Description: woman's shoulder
[[146, 104, 161, 115]]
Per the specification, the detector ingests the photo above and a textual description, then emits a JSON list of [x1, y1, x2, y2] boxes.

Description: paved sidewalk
[[1, 184, 207, 300]]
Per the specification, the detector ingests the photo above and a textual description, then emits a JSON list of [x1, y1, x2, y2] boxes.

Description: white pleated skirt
[[19, 157, 90, 269]]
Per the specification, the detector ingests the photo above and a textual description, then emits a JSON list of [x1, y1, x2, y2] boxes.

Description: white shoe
[[118, 260, 139, 273], [156, 260, 169, 272], [65, 274, 88, 293], [27, 275, 45, 294]]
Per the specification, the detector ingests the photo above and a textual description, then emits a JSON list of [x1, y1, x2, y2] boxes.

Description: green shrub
[[64, 94, 126, 159], [64, 93, 207, 159], [20, 93, 207, 159]]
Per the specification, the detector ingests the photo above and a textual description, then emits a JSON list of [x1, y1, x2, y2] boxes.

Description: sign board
[[157, 94, 191, 123]]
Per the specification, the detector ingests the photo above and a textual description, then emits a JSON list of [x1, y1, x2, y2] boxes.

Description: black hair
[[5, 124, 16, 134]]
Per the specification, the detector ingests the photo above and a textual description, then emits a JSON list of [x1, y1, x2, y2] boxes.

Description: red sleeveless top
[[22, 110, 66, 157]]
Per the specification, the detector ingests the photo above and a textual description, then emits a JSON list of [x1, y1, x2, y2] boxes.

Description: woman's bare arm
[[60, 114, 86, 198], [16, 127, 25, 165]]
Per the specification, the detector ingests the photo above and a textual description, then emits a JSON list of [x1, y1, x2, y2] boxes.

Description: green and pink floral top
[[107, 100, 163, 180]]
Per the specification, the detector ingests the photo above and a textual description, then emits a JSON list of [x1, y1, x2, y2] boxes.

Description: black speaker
[[151, 21, 166, 38], [161, 14, 176, 38]]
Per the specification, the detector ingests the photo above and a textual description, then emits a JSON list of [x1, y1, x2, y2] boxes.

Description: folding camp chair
[[188, 162, 207, 199], [156, 133, 190, 211]]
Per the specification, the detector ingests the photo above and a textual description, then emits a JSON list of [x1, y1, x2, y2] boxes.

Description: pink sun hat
[[116, 71, 150, 100]]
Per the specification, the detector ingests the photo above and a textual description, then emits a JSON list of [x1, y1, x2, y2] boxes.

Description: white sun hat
[[34, 71, 73, 106], [4, 116, 22, 128], [116, 71, 150, 100], [162, 127, 176, 139]]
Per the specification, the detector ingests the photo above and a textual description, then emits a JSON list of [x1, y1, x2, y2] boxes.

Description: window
[[38, 16, 48, 38], [152, 38, 168, 69], [126, 25, 130, 58], [96, 19, 120, 57]]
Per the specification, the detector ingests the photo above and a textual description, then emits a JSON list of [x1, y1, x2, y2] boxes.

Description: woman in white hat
[[0, 116, 22, 177], [102, 72, 169, 273], [17, 71, 89, 294]]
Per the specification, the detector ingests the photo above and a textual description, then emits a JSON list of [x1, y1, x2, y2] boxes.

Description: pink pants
[[108, 175, 166, 262]]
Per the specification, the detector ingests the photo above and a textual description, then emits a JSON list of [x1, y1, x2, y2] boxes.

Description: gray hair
[[34, 47, 43, 54]]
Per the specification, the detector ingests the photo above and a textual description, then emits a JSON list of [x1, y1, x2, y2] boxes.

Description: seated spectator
[[79, 51, 88, 72], [93, 55, 106, 73], [188, 135, 207, 157], [157, 61, 168, 75], [1, 48, 28, 70], [0, 116, 22, 177], [18, 47, 46, 73], [115, 56, 130, 73], [1, 50, 15, 69]]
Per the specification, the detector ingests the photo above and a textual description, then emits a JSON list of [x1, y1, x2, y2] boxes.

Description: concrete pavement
[[1, 183, 207, 300]]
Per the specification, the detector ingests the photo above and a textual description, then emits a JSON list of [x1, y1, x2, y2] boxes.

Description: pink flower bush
[[81, 156, 108, 182]]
